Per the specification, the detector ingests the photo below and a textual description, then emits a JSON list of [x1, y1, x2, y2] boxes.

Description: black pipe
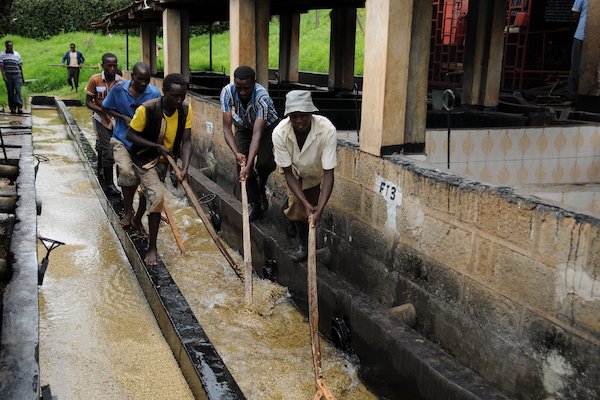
[[209, 23, 213, 72], [126, 27, 129, 71]]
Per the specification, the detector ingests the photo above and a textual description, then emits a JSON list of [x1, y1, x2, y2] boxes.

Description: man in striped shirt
[[221, 66, 279, 220], [0, 41, 24, 114]]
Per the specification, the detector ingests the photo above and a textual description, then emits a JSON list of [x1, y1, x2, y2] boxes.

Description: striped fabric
[[220, 82, 279, 129], [0, 51, 22, 77]]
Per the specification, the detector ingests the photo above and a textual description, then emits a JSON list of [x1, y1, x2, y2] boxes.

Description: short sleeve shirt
[[272, 114, 337, 190], [129, 103, 192, 155], [0, 51, 23, 77], [573, 0, 588, 41], [102, 80, 162, 149], [86, 72, 122, 129], [220, 82, 279, 129]]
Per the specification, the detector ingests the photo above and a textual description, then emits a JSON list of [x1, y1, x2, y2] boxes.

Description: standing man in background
[[102, 62, 161, 231], [0, 40, 24, 114], [568, 0, 588, 96], [85, 53, 121, 196], [220, 66, 279, 221], [62, 43, 85, 92]]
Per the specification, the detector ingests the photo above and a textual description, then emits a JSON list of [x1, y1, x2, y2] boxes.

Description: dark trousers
[[5, 75, 22, 111], [568, 38, 583, 95], [93, 119, 114, 168], [67, 67, 80, 90], [235, 122, 277, 204]]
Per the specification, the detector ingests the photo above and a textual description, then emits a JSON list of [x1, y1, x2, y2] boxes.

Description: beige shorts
[[110, 137, 140, 187], [285, 184, 321, 222], [133, 162, 168, 213]]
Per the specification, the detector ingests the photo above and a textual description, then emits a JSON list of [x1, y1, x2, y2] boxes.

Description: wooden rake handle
[[166, 155, 243, 279], [307, 216, 335, 399], [241, 175, 253, 305], [163, 201, 186, 255]]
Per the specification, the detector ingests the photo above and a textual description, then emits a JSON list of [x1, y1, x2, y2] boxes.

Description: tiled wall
[[425, 126, 600, 185]]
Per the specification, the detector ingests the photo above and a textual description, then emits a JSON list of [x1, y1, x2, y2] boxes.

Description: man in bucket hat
[[272, 90, 337, 262]]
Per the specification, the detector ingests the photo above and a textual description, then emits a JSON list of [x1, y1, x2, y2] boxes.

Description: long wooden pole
[[163, 201, 186, 255], [308, 216, 334, 400], [241, 177, 253, 305], [166, 155, 243, 279]]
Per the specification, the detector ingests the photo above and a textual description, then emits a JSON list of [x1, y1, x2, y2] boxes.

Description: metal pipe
[[442, 89, 455, 169]]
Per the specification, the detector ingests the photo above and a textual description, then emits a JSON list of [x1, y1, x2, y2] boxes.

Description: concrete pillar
[[140, 22, 157, 75], [163, 8, 182, 76], [579, 0, 600, 94], [328, 7, 357, 91], [181, 12, 190, 82], [360, 0, 414, 156], [279, 13, 300, 82], [405, 0, 433, 144], [462, 0, 506, 107], [255, 0, 270, 87], [230, 0, 256, 81]]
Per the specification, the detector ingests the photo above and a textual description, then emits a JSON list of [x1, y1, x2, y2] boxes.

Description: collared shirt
[[62, 50, 84, 66], [573, 0, 588, 41], [102, 80, 161, 149], [0, 50, 22, 77], [272, 114, 337, 190], [220, 82, 279, 129], [86, 72, 122, 129], [130, 102, 192, 154]]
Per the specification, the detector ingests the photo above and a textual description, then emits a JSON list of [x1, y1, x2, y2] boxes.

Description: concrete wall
[[169, 88, 600, 400]]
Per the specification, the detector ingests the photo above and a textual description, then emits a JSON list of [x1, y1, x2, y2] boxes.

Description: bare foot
[[131, 218, 148, 238], [119, 210, 134, 227], [144, 247, 158, 266]]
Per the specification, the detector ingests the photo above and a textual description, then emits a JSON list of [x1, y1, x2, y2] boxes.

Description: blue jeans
[[5, 75, 23, 111]]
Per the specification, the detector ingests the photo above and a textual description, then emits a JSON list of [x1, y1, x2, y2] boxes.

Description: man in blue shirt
[[61, 43, 85, 91], [568, 0, 588, 95], [102, 62, 161, 231], [221, 66, 279, 221]]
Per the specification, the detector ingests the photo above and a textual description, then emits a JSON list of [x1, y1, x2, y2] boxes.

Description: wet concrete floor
[[34, 108, 194, 399], [69, 106, 377, 399]]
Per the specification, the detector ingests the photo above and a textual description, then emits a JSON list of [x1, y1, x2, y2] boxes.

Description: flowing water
[[67, 105, 377, 399], [35, 108, 194, 400]]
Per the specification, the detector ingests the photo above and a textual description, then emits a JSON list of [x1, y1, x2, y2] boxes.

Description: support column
[[255, 0, 270, 87], [360, 0, 414, 156], [328, 7, 357, 91], [181, 12, 190, 82], [230, 0, 256, 81], [462, 0, 506, 107], [405, 0, 433, 143], [279, 13, 300, 82], [163, 8, 182, 76], [140, 22, 157, 75], [579, 1, 600, 94]]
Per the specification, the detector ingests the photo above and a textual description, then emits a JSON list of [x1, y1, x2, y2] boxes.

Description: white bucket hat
[[284, 90, 318, 116]]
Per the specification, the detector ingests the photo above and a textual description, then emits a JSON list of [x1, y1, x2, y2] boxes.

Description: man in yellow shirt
[[126, 73, 192, 266]]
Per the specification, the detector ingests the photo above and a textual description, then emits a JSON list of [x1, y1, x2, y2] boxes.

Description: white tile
[[504, 128, 526, 161], [577, 126, 596, 158], [558, 126, 578, 158], [524, 128, 544, 160], [543, 127, 562, 159]]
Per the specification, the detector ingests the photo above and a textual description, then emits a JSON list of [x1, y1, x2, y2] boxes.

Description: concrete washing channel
[[0, 95, 511, 399]]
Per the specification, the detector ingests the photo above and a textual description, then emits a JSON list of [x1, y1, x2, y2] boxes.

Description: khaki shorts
[[285, 184, 321, 222], [110, 137, 140, 187], [133, 162, 168, 213]]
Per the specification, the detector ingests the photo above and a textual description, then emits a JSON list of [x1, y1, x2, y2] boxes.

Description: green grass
[[0, 9, 366, 106]]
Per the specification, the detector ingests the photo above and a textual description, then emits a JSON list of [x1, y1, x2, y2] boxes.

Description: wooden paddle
[[163, 201, 186, 255], [241, 174, 253, 305], [308, 215, 334, 400], [166, 155, 243, 279]]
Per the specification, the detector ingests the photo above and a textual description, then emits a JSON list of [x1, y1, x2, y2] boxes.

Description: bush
[[0, 0, 131, 39]]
